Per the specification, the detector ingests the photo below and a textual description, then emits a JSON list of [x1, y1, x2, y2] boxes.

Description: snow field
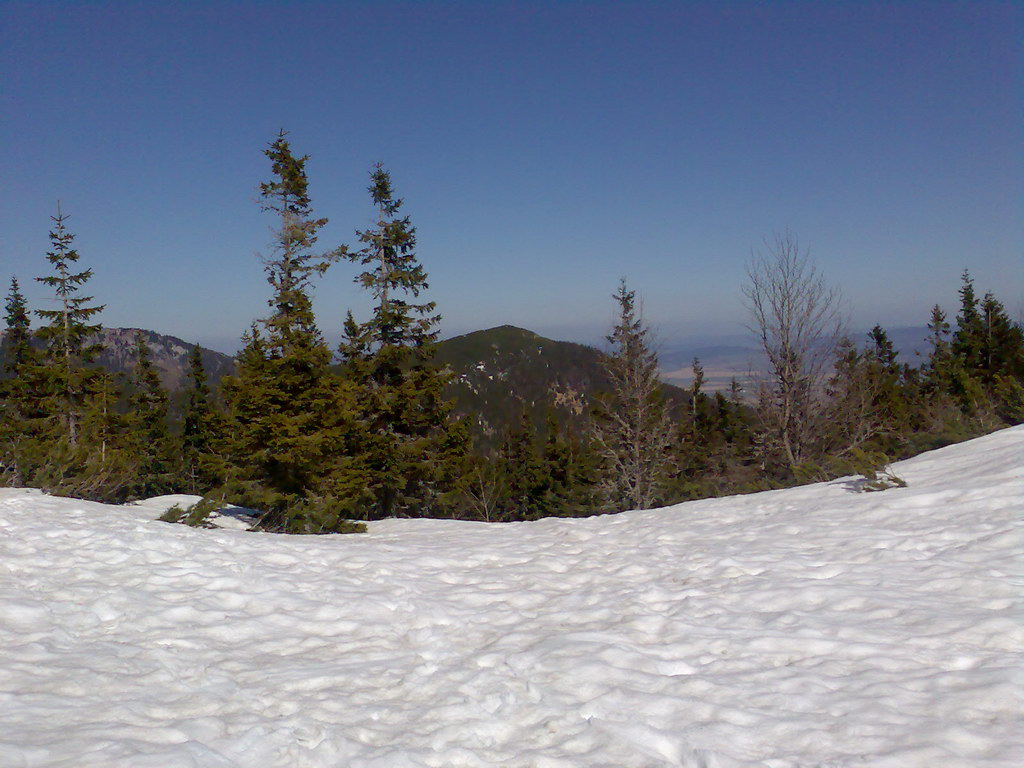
[[0, 427, 1021, 767]]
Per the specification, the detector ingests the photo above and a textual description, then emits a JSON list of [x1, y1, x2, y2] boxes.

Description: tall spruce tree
[[826, 330, 907, 458], [221, 134, 361, 532], [2, 277, 33, 373], [539, 412, 599, 517], [1, 278, 40, 486], [338, 164, 464, 519], [977, 292, 1024, 385], [952, 269, 984, 377], [34, 205, 105, 449], [124, 332, 173, 496], [76, 370, 135, 502], [945, 272, 1023, 418], [590, 280, 675, 511], [180, 344, 224, 494], [924, 304, 954, 392]]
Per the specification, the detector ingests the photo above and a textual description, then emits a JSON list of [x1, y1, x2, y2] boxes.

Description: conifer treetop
[[3, 277, 34, 372], [34, 204, 104, 362], [344, 164, 439, 356]]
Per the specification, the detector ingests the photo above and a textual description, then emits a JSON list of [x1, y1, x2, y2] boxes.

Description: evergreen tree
[[542, 414, 600, 517], [590, 280, 675, 511], [338, 164, 465, 519], [827, 336, 885, 457], [221, 135, 362, 532], [258, 131, 334, 356], [124, 332, 173, 496], [923, 304, 954, 392], [180, 344, 224, 494], [2, 277, 33, 373], [865, 325, 913, 448], [75, 370, 135, 502], [914, 298, 987, 444], [868, 325, 898, 372], [34, 205, 105, 449], [977, 292, 1024, 384], [497, 410, 545, 520], [977, 292, 1024, 423], [539, 412, 575, 516], [1, 278, 40, 486], [942, 272, 1023, 420], [952, 269, 984, 377]]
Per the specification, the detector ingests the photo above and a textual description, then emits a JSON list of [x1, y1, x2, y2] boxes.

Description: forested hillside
[[435, 324, 689, 445]]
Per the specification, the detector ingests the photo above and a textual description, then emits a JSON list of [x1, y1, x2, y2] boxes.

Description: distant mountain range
[[2, 323, 930, 440], [92, 328, 236, 391], [0, 328, 235, 393]]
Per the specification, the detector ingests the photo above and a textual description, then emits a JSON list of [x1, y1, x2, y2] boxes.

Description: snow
[[1, 428, 1022, 768], [128, 495, 260, 531]]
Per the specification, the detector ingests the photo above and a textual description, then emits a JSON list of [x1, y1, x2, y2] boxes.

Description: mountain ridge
[[434, 324, 689, 444]]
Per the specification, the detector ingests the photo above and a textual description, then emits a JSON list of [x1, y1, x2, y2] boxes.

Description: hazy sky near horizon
[[2, 1, 1020, 353]]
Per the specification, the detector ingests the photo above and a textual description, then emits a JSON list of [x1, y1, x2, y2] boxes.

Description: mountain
[[0, 327, 235, 392], [4, 323, 696, 436], [93, 328, 236, 391], [434, 325, 687, 444]]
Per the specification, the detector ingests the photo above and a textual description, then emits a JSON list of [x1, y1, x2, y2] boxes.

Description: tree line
[[2, 135, 1022, 531]]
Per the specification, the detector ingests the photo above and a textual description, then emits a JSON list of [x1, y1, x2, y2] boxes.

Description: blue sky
[[2, 1, 1020, 353]]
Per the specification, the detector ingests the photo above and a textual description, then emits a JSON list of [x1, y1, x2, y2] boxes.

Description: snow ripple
[[1, 428, 1022, 767]]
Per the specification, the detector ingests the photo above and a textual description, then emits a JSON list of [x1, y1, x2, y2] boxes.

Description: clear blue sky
[[2, 1, 1020, 353]]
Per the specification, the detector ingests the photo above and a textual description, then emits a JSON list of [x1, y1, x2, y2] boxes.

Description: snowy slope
[[1, 428, 1021, 768]]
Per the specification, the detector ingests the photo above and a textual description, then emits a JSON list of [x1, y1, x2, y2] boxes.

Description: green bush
[[848, 447, 906, 492]]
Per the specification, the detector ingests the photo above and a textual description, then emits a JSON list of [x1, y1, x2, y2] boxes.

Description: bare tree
[[459, 458, 508, 522], [591, 280, 675, 510], [742, 231, 843, 473]]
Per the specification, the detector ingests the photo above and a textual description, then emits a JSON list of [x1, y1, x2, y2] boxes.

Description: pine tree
[[76, 370, 135, 502], [1, 278, 41, 486], [911, 298, 986, 443], [180, 344, 224, 494], [338, 164, 465, 519], [977, 292, 1024, 424], [34, 205, 105, 449], [221, 135, 361, 532], [2, 277, 34, 373], [952, 269, 985, 378], [498, 410, 545, 520], [924, 304, 954, 392], [977, 292, 1024, 384], [868, 325, 898, 372], [258, 131, 334, 357], [539, 412, 599, 517], [944, 273, 1022, 419], [820, 322, 928, 466], [124, 332, 173, 497], [865, 325, 913, 447], [590, 280, 675, 511]]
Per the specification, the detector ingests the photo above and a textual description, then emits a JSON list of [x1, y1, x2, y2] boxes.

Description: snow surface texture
[[1, 429, 1021, 768]]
